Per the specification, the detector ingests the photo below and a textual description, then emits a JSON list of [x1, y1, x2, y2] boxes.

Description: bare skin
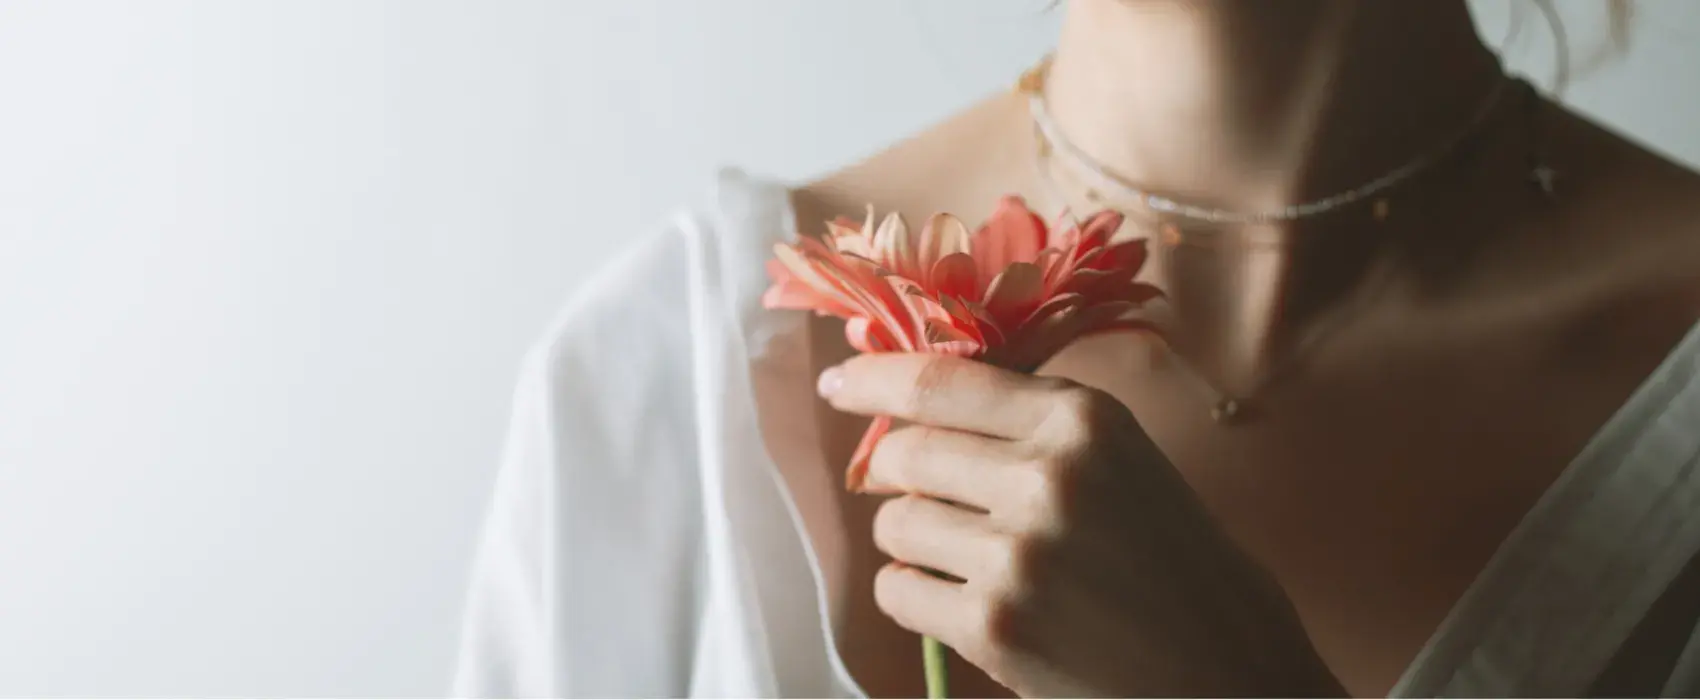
[[773, 1, 1700, 696]]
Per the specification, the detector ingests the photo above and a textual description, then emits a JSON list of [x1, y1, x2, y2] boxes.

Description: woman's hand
[[816, 353, 1345, 698]]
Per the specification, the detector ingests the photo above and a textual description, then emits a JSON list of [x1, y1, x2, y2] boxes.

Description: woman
[[454, 0, 1700, 696]]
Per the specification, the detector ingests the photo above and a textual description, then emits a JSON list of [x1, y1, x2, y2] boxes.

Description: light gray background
[[0, 0, 1695, 696]]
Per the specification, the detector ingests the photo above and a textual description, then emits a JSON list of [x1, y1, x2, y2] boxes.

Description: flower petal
[[768, 244, 862, 313], [972, 196, 1047, 284], [987, 304, 1080, 372], [812, 259, 917, 351], [845, 415, 892, 492], [931, 340, 984, 357], [899, 287, 954, 349], [1097, 238, 1149, 272], [938, 295, 979, 334], [918, 214, 971, 280], [846, 316, 901, 353], [1056, 267, 1108, 296], [872, 212, 912, 276], [1072, 210, 1123, 255], [762, 280, 856, 317], [965, 300, 1007, 347], [924, 318, 985, 357], [982, 261, 1046, 326], [827, 218, 859, 234], [1020, 292, 1085, 329], [930, 252, 979, 301]]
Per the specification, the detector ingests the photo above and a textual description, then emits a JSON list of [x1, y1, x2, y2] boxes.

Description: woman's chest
[[786, 303, 1688, 696], [1041, 325, 1669, 694]]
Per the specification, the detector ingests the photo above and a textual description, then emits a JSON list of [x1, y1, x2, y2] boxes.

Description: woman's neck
[[1045, 0, 1503, 212], [1041, 0, 1510, 395]]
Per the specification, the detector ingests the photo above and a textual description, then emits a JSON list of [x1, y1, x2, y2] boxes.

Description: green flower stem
[[923, 635, 949, 699]]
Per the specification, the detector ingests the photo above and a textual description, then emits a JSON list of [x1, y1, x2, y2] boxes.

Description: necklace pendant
[[1529, 163, 1560, 200], [1210, 398, 1244, 424]]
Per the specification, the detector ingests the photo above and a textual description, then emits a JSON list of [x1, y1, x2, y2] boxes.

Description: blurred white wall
[[0, 0, 1694, 695]]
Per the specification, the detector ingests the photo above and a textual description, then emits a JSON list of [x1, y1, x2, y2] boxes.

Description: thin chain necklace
[[1031, 144, 1395, 424], [1017, 57, 1556, 424], [1019, 55, 1514, 226]]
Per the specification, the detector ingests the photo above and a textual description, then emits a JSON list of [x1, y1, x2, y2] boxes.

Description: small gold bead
[[1372, 198, 1391, 221], [1160, 222, 1183, 246], [1016, 59, 1050, 94], [1210, 398, 1243, 424]]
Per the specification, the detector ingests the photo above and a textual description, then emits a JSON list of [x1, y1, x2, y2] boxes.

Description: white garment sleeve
[[449, 226, 706, 698], [452, 348, 560, 698]]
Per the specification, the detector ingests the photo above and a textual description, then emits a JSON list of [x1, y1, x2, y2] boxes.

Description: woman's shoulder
[[795, 90, 1028, 226], [1531, 102, 1700, 375]]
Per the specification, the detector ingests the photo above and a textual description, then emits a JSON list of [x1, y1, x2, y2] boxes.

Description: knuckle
[[1031, 456, 1086, 522], [869, 427, 918, 475], [907, 355, 960, 414], [871, 563, 904, 613], [987, 533, 1049, 593], [1041, 385, 1134, 456], [873, 494, 925, 543], [1031, 375, 1080, 394], [869, 425, 946, 488], [976, 591, 1032, 657], [1045, 386, 1108, 439], [1005, 464, 1059, 529]]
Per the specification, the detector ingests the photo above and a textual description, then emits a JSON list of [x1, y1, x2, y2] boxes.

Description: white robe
[[452, 168, 1700, 698]]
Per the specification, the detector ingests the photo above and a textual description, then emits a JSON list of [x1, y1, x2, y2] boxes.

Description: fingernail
[[817, 366, 844, 397]]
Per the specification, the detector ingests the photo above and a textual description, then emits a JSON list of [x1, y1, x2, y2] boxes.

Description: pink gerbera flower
[[764, 196, 1163, 490]]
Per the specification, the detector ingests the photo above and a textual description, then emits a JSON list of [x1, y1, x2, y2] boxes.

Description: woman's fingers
[[874, 562, 983, 654], [872, 494, 1005, 582], [818, 353, 1063, 440], [863, 424, 1022, 504]]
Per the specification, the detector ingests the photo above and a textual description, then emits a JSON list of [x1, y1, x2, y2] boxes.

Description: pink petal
[[871, 212, 914, 277], [1073, 246, 1106, 270], [1002, 306, 1085, 372], [768, 244, 862, 315], [982, 262, 1046, 327], [845, 316, 900, 353], [1056, 268, 1109, 297], [923, 324, 984, 357], [1034, 248, 1072, 297], [845, 415, 893, 492], [1049, 211, 1081, 251], [965, 301, 1007, 347], [1073, 210, 1123, 254], [917, 214, 971, 282], [828, 215, 864, 235], [931, 340, 984, 357], [898, 288, 952, 348], [762, 281, 854, 317], [938, 295, 983, 342], [1020, 292, 1085, 329], [930, 253, 978, 301], [813, 259, 915, 351], [924, 317, 980, 348], [1098, 239, 1149, 272], [972, 196, 1047, 284], [903, 287, 955, 325]]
